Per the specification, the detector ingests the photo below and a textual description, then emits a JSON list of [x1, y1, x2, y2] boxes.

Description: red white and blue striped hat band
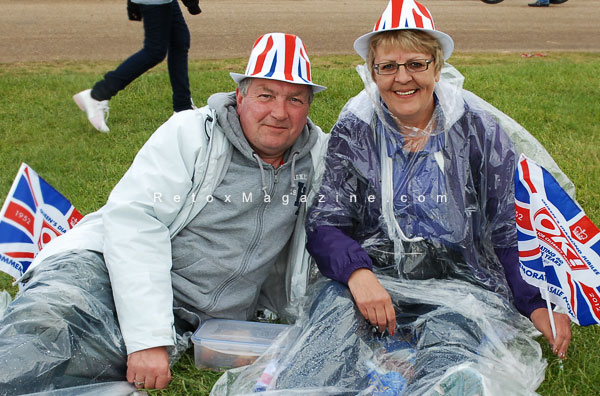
[[230, 33, 326, 93], [353, 0, 454, 61]]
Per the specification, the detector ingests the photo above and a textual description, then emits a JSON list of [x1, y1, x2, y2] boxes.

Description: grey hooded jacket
[[25, 92, 329, 354], [170, 92, 323, 327]]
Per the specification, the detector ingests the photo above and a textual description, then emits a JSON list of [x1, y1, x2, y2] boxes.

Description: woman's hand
[[347, 268, 396, 335], [126, 346, 172, 389], [530, 308, 571, 359]]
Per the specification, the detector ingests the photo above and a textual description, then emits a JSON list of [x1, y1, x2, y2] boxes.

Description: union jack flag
[[515, 154, 600, 326], [0, 163, 82, 279]]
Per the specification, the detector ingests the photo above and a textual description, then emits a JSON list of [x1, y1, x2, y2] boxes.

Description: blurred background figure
[[529, 0, 568, 8], [73, 0, 201, 133]]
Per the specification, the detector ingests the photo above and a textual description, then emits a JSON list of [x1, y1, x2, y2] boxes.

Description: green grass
[[1, 52, 599, 395]]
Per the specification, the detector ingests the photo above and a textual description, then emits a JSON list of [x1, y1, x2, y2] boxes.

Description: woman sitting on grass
[[210, 1, 573, 395]]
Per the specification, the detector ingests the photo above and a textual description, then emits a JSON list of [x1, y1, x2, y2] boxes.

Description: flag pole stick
[[542, 286, 557, 339], [542, 282, 564, 369]]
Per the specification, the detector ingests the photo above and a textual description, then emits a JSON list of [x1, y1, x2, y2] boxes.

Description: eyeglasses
[[373, 59, 434, 75]]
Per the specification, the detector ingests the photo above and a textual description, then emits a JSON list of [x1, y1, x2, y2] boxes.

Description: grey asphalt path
[[0, 0, 598, 63]]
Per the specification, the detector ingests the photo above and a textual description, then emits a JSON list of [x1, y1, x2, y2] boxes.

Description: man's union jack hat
[[230, 33, 326, 93], [353, 0, 454, 61]]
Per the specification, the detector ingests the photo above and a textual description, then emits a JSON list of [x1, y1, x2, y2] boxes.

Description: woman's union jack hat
[[353, 0, 454, 60], [230, 32, 326, 93]]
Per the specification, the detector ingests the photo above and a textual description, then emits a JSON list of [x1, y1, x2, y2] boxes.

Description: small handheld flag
[[0, 163, 82, 279], [515, 154, 600, 326]]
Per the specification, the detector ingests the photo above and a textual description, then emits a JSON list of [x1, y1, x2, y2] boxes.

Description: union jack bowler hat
[[353, 0, 454, 60], [230, 33, 326, 93]]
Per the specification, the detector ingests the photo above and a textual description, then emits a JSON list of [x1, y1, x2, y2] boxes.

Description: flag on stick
[[515, 154, 600, 326], [0, 163, 82, 279]]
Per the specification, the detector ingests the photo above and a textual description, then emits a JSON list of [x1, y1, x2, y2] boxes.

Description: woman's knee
[[309, 281, 357, 318]]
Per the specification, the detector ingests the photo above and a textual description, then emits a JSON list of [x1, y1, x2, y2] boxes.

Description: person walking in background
[[73, 0, 201, 133], [528, 0, 568, 8]]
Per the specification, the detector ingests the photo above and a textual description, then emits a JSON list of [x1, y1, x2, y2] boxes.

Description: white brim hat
[[230, 32, 326, 93], [353, 0, 454, 61]]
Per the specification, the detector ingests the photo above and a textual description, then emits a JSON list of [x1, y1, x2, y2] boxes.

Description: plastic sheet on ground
[[210, 278, 546, 396], [20, 381, 143, 396], [0, 290, 11, 317], [0, 250, 190, 395]]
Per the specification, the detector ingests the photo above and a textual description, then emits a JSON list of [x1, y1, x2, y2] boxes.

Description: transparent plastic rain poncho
[[209, 63, 570, 395]]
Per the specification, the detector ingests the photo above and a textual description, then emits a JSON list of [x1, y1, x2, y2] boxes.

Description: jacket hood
[[207, 92, 319, 165]]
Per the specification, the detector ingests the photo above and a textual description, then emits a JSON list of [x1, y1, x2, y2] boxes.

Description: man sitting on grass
[[0, 32, 327, 394]]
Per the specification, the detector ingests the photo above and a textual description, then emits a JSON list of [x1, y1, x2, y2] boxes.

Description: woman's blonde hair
[[367, 30, 444, 78]]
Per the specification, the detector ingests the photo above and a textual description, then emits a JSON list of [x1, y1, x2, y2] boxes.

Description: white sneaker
[[73, 89, 110, 133]]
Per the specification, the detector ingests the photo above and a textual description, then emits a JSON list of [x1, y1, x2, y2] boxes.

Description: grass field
[[1, 53, 599, 395]]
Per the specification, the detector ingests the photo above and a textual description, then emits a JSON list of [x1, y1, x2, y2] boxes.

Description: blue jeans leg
[[91, 2, 192, 111], [166, 0, 192, 112]]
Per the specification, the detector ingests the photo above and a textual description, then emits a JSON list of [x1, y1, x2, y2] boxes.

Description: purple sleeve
[[306, 225, 373, 284], [496, 246, 546, 317]]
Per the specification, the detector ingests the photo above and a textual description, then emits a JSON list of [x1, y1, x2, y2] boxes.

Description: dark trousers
[[91, 1, 192, 112]]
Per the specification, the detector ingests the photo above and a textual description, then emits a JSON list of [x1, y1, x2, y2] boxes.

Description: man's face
[[236, 78, 311, 162]]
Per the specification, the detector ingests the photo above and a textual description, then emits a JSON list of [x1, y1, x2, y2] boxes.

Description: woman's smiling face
[[373, 46, 440, 130]]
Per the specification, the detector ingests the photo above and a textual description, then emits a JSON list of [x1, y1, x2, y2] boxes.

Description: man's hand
[[347, 268, 396, 335], [126, 346, 172, 389], [530, 308, 571, 359]]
